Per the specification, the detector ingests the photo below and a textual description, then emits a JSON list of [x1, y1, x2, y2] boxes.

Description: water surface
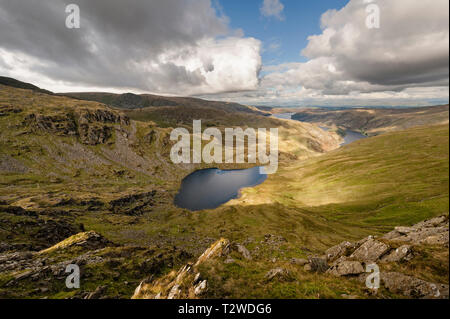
[[341, 130, 367, 145], [174, 167, 267, 211], [272, 113, 295, 120]]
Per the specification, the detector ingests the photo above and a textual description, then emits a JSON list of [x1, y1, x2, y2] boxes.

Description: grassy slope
[[0, 84, 448, 298], [236, 124, 449, 237]]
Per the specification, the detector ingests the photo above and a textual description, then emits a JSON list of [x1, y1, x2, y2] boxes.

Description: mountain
[[0, 78, 448, 299], [291, 105, 449, 135], [61, 91, 268, 116], [0, 76, 53, 95]]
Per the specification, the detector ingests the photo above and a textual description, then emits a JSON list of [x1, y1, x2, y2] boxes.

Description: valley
[[0, 79, 448, 299]]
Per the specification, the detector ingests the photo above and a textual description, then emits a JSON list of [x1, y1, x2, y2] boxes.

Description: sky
[[0, 0, 448, 107]]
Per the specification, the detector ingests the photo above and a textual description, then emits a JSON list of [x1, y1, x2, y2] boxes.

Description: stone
[[414, 216, 448, 229], [290, 258, 308, 266], [194, 280, 207, 296], [419, 232, 449, 247], [328, 261, 365, 277], [381, 245, 413, 263], [235, 244, 252, 260], [381, 272, 449, 299], [382, 230, 402, 240], [350, 239, 390, 262], [265, 268, 292, 282], [167, 284, 181, 299], [264, 234, 287, 244], [395, 226, 415, 234], [224, 258, 235, 264], [193, 273, 201, 285], [325, 241, 356, 262]]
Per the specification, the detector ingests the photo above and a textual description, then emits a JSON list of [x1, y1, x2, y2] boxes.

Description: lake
[[174, 166, 267, 211], [272, 112, 295, 120], [340, 130, 367, 145]]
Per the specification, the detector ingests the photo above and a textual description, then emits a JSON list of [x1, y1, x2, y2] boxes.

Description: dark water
[[340, 130, 367, 145], [272, 113, 295, 119], [174, 167, 267, 211]]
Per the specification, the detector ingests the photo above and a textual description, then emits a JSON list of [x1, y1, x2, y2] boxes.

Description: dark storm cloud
[[0, 0, 246, 92]]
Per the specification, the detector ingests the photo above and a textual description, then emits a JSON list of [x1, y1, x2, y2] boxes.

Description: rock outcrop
[[133, 238, 230, 299], [381, 272, 449, 299], [39, 231, 113, 254], [382, 215, 449, 247], [320, 216, 449, 299], [25, 107, 130, 146]]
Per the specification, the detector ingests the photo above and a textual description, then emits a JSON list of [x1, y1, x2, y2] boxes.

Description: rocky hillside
[[0, 214, 447, 299], [134, 216, 448, 299], [291, 105, 449, 136]]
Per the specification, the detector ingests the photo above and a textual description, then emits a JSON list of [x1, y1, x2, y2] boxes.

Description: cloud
[[260, 0, 285, 21], [226, 0, 448, 106], [0, 0, 261, 95]]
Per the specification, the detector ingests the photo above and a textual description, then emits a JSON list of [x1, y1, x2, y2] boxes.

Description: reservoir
[[340, 130, 367, 145], [174, 166, 267, 211], [272, 112, 295, 120]]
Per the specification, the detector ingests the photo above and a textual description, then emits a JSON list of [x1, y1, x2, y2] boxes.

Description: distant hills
[[291, 105, 449, 136], [0, 76, 268, 121]]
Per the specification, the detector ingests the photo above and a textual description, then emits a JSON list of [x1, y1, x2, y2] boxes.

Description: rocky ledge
[[302, 215, 449, 299]]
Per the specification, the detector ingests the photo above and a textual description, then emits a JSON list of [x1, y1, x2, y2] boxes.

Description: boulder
[[234, 244, 252, 260], [290, 258, 309, 266], [381, 272, 449, 299], [419, 232, 449, 247], [384, 216, 449, 247], [350, 239, 390, 262], [328, 261, 365, 277], [265, 268, 292, 282], [381, 245, 413, 263], [325, 241, 356, 262]]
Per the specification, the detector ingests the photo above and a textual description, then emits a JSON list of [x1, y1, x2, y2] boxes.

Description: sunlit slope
[[239, 124, 449, 229]]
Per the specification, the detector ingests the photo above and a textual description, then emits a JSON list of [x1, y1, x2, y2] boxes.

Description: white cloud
[[260, 0, 285, 21], [225, 0, 448, 106], [0, 0, 262, 95], [0, 0, 448, 107]]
